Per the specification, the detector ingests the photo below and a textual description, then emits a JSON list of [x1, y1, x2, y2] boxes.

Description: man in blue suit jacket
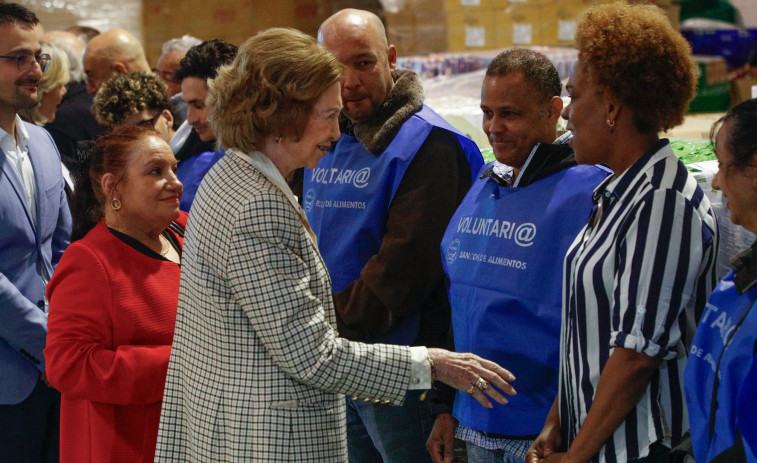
[[0, 4, 72, 462]]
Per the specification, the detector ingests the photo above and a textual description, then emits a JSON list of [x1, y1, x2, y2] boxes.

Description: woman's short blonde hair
[[208, 28, 344, 153], [576, 2, 696, 133], [20, 41, 70, 125]]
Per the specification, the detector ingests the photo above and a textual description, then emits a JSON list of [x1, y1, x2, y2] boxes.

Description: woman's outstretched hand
[[428, 348, 516, 408]]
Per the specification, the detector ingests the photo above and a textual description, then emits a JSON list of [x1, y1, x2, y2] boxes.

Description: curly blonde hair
[[576, 2, 696, 133], [207, 28, 343, 153], [92, 71, 172, 128]]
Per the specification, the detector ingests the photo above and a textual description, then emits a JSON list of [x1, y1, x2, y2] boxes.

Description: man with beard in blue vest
[[305, 9, 484, 463], [426, 49, 609, 463]]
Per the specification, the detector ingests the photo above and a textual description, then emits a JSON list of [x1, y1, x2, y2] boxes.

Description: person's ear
[[605, 94, 622, 128], [161, 108, 173, 128], [113, 62, 128, 75], [387, 44, 397, 71], [101, 172, 117, 198], [546, 96, 563, 124]]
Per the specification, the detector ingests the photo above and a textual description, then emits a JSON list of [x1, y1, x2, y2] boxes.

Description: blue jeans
[[346, 389, 434, 463], [466, 440, 531, 463]]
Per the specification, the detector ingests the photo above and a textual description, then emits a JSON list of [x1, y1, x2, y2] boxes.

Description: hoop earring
[[606, 119, 615, 127], [111, 197, 122, 211]]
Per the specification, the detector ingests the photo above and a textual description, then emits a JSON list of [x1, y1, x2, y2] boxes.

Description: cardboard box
[[142, 0, 329, 65], [540, 0, 584, 46], [447, 7, 498, 51], [385, 0, 448, 54], [693, 56, 729, 86], [445, 0, 547, 11], [494, 3, 542, 48], [731, 77, 757, 106]]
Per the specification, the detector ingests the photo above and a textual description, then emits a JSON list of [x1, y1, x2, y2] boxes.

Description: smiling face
[[320, 18, 395, 124], [0, 22, 43, 115], [281, 81, 342, 171], [110, 135, 183, 234], [712, 120, 757, 232], [182, 76, 213, 141], [481, 72, 559, 169]]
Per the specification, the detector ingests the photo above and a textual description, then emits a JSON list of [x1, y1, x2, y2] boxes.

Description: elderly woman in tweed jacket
[[155, 28, 517, 462]]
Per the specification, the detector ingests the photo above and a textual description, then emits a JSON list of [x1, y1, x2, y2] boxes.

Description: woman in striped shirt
[[527, 3, 719, 463]]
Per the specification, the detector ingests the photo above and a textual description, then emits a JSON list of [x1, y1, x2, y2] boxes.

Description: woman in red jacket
[[44, 126, 185, 462]]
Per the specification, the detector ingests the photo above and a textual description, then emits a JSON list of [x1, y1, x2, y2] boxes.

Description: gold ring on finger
[[475, 377, 489, 391], [466, 385, 476, 395]]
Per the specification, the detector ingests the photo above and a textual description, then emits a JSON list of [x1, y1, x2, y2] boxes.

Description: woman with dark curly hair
[[527, 3, 719, 463]]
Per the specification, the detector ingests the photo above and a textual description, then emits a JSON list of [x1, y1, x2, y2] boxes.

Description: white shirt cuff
[[408, 346, 431, 390]]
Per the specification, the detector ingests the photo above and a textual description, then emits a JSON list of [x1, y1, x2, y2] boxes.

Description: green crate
[[680, 0, 735, 22], [688, 81, 731, 113]]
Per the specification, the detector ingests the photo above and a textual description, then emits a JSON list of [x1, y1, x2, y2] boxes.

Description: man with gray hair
[[157, 34, 200, 97]]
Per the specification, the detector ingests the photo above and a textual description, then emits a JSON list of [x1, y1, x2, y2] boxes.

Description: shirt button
[[411, 377, 420, 385]]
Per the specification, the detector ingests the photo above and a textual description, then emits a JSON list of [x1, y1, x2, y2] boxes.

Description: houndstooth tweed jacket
[[155, 151, 412, 462]]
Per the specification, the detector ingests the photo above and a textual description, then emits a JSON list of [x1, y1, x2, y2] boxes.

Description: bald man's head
[[318, 9, 396, 124], [83, 28, 150, 95]]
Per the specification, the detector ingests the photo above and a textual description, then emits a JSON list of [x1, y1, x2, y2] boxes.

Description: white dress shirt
[[0, 116, 37, 227]]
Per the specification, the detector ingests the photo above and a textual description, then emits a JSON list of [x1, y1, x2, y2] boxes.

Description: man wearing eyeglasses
[[0, 4, 72, 462], [92, 71, 178, 143]]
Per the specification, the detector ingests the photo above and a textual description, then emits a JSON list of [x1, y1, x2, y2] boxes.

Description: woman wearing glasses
[[683, 99, 757, 463]]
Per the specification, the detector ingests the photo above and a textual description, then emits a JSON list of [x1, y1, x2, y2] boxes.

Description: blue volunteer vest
[[442, 162, 608, 435], [177, 149, 224, 212], [685, 272, 757, 463], [303, 105, 483, 344]]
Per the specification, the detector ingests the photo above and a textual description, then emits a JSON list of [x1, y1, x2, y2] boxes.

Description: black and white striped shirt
[[559, 141, 718, 463]]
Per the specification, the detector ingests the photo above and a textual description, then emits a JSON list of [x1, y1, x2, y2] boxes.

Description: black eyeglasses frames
[[138, 111, 163, 128], [0, 52, 51, 73]]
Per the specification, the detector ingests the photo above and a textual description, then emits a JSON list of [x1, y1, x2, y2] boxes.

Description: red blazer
[[45, 212, 186, 463]]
